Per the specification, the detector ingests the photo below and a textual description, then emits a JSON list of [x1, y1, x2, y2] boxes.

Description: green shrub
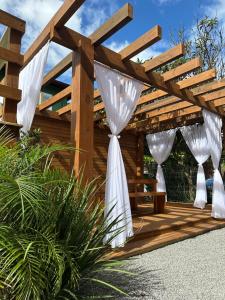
[[0, 128, 127, 299]]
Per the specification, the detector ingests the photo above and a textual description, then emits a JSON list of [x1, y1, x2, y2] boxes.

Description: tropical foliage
[[0, 128, 127, 300]]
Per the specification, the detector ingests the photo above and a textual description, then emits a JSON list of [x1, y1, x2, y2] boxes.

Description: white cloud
[[105, 40, 129, 52], [153, 0, 181, 6]]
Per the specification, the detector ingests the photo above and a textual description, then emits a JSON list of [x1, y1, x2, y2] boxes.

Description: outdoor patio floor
[[110, 201, 225, 259]]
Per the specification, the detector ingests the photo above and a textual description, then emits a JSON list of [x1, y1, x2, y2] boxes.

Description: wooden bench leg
[[153, 195, 166, 214], [130, 197, 137, 211]]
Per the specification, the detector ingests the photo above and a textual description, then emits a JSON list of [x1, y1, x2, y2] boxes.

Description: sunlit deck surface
[[110, 201, 225, 259]]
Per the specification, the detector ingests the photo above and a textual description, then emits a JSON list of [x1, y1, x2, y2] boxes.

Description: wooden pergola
[[1, 0, 225, 185]]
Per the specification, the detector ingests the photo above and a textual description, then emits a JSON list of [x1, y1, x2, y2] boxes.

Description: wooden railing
[[0, 9, 25, 123]]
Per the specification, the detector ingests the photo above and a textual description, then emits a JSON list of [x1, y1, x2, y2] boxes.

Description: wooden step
[[132, 214, 214, 242], [109, 218, 225, 259]]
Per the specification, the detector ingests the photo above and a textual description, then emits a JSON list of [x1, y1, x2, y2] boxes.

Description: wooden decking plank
[[108, 203, 225, 259]]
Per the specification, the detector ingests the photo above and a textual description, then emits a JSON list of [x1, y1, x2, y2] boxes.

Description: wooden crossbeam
[[89, 3, 133, 46], [0, 46, 23, 65], [0, 83, 21, 100], [56, 28, 216, 116], [39, 86, 71, 111], [40, 21, 221, 117], [190, 79, 225, 96], [42, 2, 133, 86], [137, 78, 225, 111], [120, 25, 161, 60], [23, 0, 85, 67], [56, 59, 215, 116], [178, 69, 216, 89], [0, 9, 25, 32], [93, 59, 206, 115], [42, 53, 72, 87], [130, 97, 225, 131], [144, 44, 185, 72], [163, 58, 201, 81], [146, 70, 221, 114]]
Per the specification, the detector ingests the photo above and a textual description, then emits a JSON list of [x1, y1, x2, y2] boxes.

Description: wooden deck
[[110, 201, 225, 259]]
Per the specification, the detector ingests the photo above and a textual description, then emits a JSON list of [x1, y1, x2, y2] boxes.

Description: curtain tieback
[[108, 134, 120, 139]]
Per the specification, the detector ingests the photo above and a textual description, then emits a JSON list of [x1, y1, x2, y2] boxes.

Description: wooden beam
[[71, 39, 94, 183], [57, 58, 214, 117], [23, 0, 85, 67], [42, 3, 134, 86], [92, 57, 202, 114], [130, 97, 225, 131], [3, 29, 22, 123], [52, 26, 88, 51], [39, 85, 71, 111], [144, 44, 185, 72], [0, 83, 21, 100], [136, 86, 225, 117], [163, 57, 201, 81], [0, 46, 23, 65], [0, 9, 25, 33], [42, 53, 72, 87], [89, 3, 133, 46], [178, 69, 216, 89], [191, 79, 225, 96], [120, 25, 161, 60], [58, 103, 71, 115]]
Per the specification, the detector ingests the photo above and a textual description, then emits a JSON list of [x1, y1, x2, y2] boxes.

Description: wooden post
[[131, 133, 144, 211], [136, 133, 144, 178], [3, 28, 23, 123], [71, 38, 94, 184]]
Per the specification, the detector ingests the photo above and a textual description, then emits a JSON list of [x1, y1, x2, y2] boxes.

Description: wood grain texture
[[90, 3, 133, 46], [39, 86, 71, 111], [0, 9, 25, 32], [71, 40, 94, 183], [120, 25, 161, 60], [0, 46, 23, 65], [144, 44, 185, 72], [109, 203, 225, 259], [23, 0, 85, 66]]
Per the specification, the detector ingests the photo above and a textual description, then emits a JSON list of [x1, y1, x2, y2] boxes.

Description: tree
[[170, 16, 225, 78]]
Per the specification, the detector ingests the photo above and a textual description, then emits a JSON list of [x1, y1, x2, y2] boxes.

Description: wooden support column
[[3, 29, 23, 123], [71, 38, 94, 183], [136, 133, 144, 178], [131, 133, 144, 211]]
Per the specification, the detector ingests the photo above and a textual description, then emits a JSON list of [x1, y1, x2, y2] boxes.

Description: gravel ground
[[112, 228, 225, 300]]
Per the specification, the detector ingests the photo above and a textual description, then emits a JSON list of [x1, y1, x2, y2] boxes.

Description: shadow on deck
[[110, 201, 225, 259]]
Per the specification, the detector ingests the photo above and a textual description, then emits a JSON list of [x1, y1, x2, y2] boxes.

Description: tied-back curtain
[[146, 129, 177, 195], [94, 62, 143, 248], [17, 42, 49, 133], [203, 109, 225, 218], [180, 124, 210, 209]]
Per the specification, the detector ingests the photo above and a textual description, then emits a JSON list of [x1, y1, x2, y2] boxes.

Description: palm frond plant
[[0, 128, 129, 300]]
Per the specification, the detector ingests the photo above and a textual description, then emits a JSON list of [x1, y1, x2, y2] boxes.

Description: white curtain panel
[[180, 124, 210, 209], [94, 62, 143, 248], [17, 42, 49, 133], [203, 109, 225, 218], [146, 129, 177, 195]]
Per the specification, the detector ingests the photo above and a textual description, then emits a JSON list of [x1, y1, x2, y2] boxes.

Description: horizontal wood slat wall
[[31, 115, 138, 182]]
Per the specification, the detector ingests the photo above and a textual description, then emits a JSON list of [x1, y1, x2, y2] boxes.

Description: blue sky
[[0, 0, 224, 83]]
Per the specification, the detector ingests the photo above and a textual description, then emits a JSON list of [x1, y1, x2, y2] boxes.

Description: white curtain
[[203, 109, 225, 218], [95, 62, 143, 248], [180, 124, 210, 209], [17, 42, 49, 133], [146, 129, 177, 195]]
